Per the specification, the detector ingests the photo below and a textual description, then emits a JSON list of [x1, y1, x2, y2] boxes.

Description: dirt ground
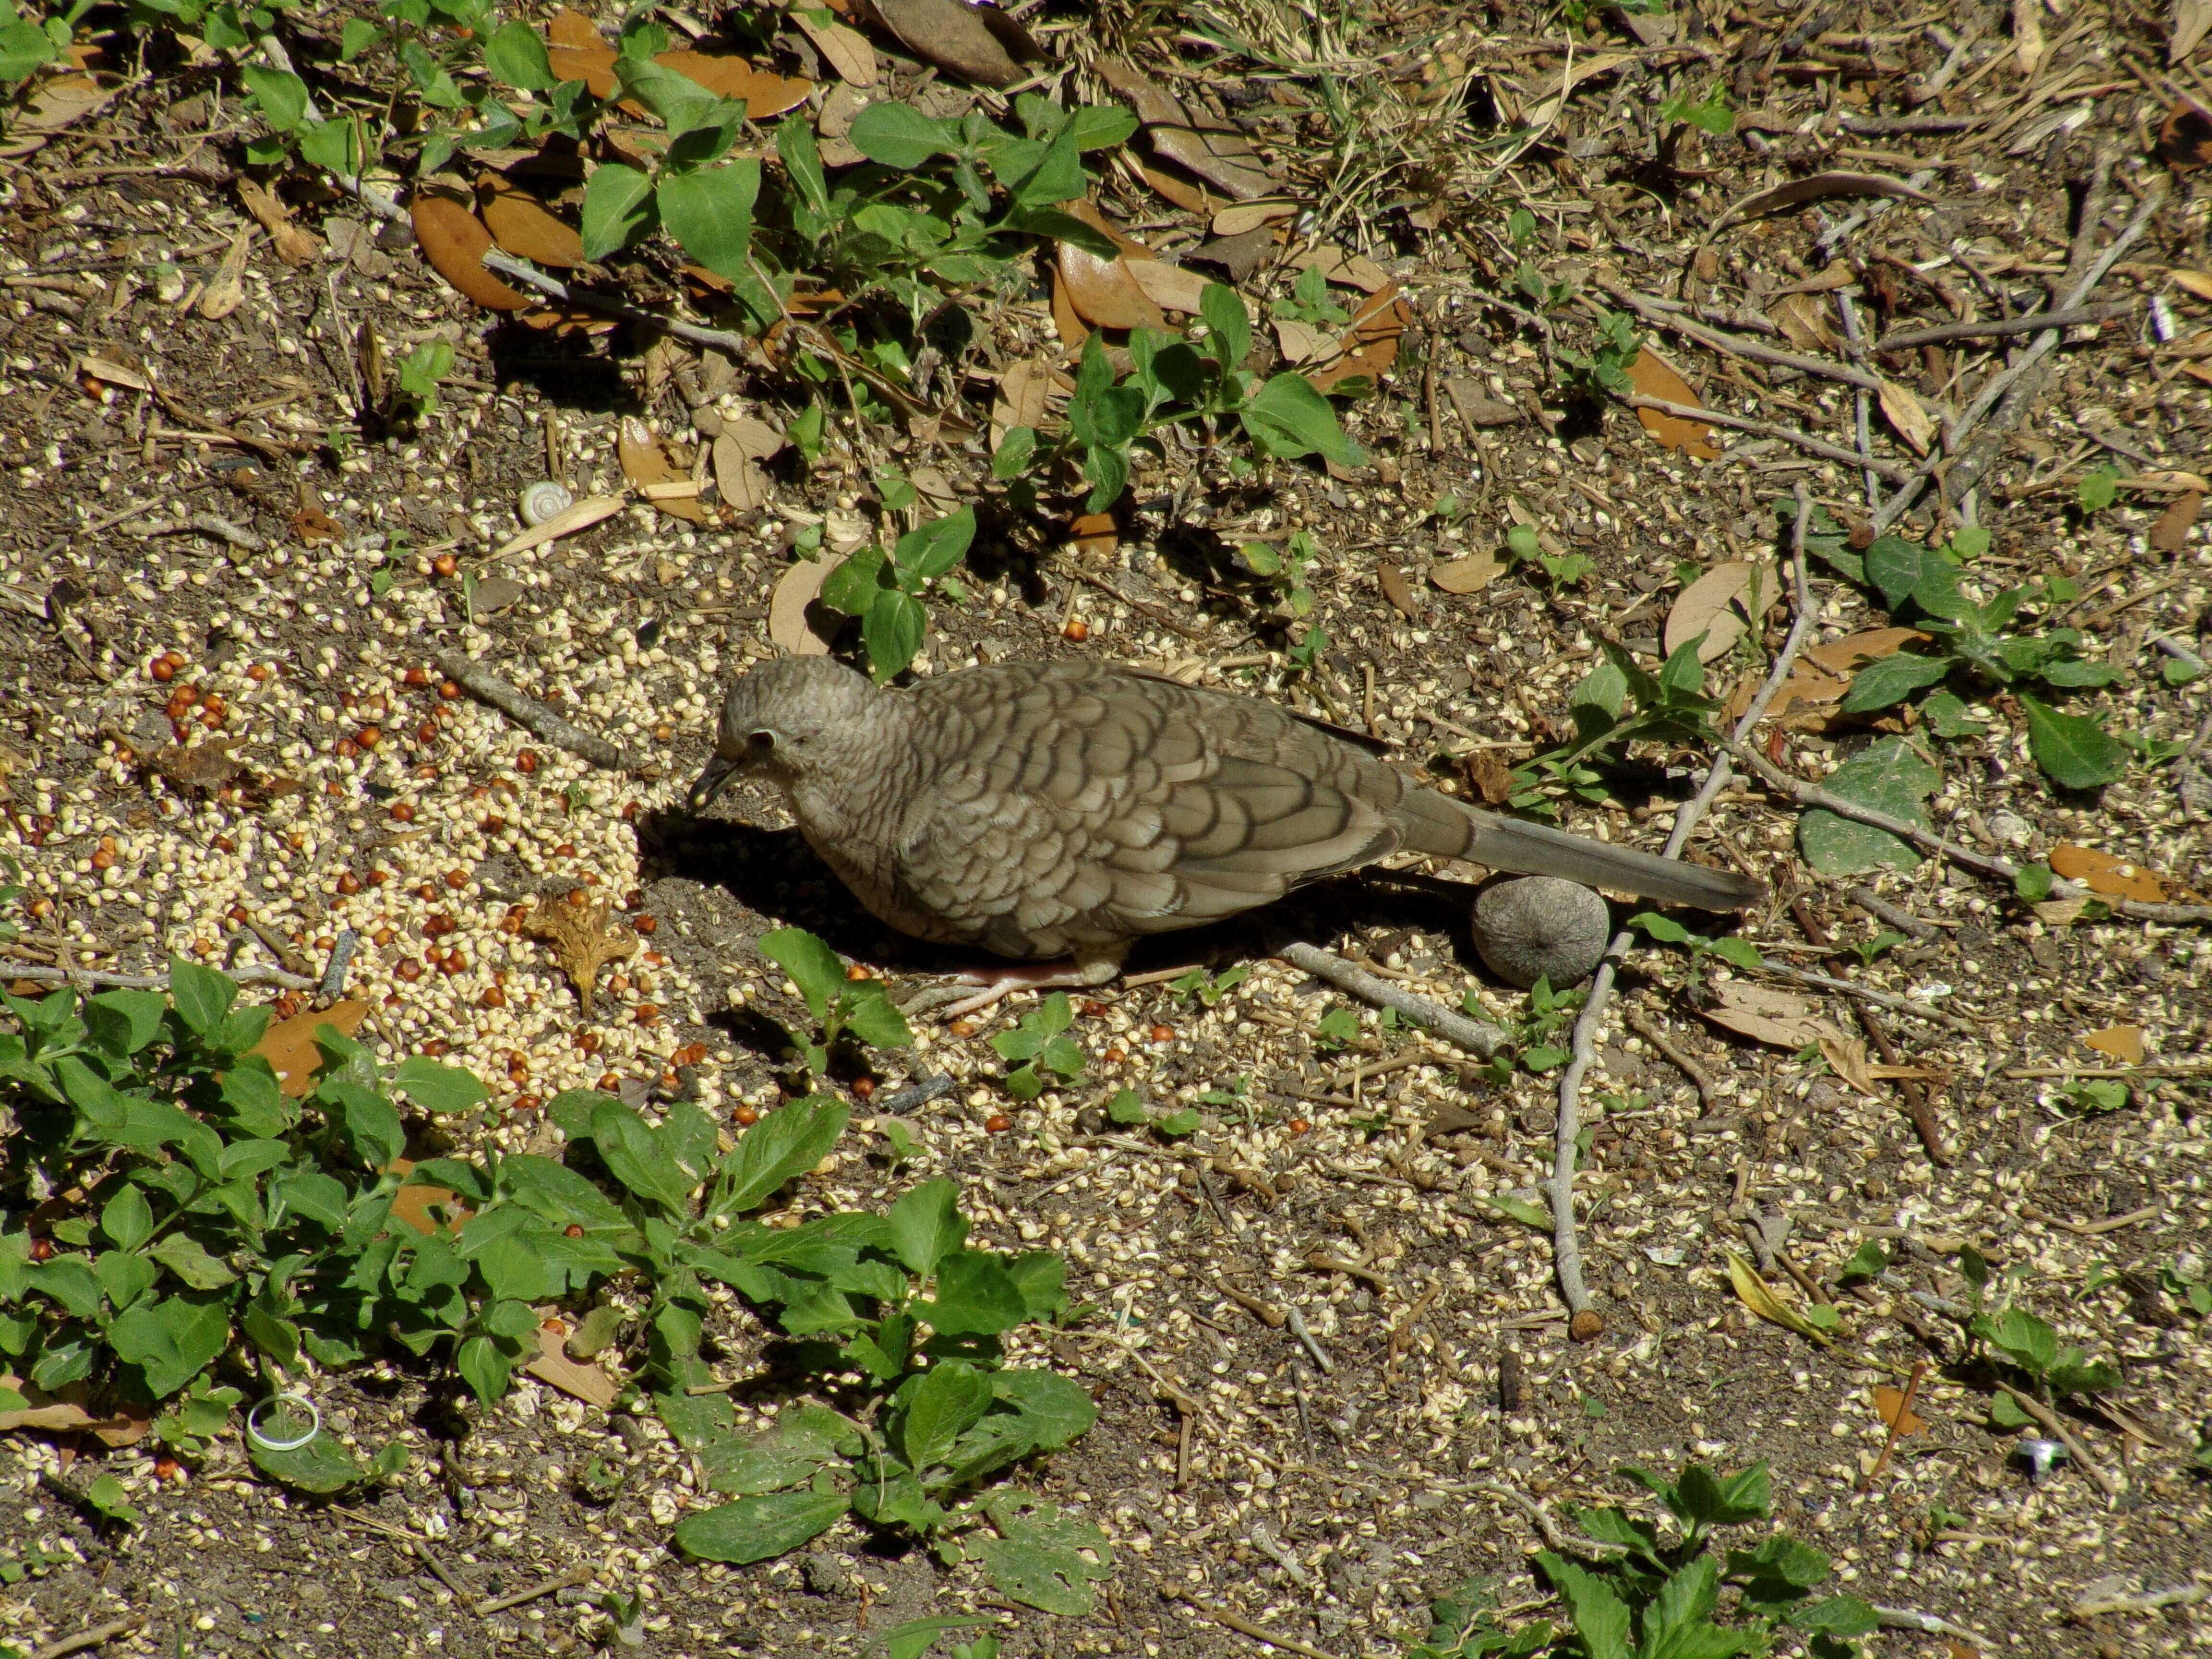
[[2, 0, 2211, 1656]]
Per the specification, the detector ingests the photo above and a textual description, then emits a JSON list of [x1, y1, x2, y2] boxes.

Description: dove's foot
[[938, 954, 1124, 1020]]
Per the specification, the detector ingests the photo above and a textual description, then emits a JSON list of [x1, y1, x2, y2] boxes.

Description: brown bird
[[689, 657, 1760, 1003]]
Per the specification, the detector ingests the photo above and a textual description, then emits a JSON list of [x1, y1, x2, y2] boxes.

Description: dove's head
[[689, 656, 888, 812]]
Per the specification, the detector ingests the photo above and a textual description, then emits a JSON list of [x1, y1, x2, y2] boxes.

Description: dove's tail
[[1391, 788, 1765, 912]]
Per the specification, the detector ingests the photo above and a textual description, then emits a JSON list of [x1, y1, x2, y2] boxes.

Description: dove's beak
[[688, 749, 743, 813]]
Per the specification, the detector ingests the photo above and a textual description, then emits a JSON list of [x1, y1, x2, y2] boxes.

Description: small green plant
[[1239, 531, 1321, 619], [1105, 1088, 1201, 1139], [876, 1619, 1001, 1659], [1658, 84, 1735, 135], [1284, 624, 1331, 678], [1313, 1005, 1363, 1052], [1169, 964, 1248, 1007], [2055, 1077, 2129, 1115], [2160, 1255, 2212, 1317], [1846, 929, 1910, 970], [757, 927, 914, 1077], [1556, 309, 1641, 401], [1629, 911, 1765, 996], [83, 1472, 141, 1528], [1505, 522, 1594, 589], [1954, 1248, 2119, 1429], [1274, 262, 1352, 329], [388, 340, 455, 429], [1405, 1575, 1550, 1659], [989, 993, 1085, 1101], [1836, 1241, 1889, 1286], [592, 1587, 647, 1651], [819, 507, 978, 681], [1467, 976, 1587, 1086], [2076, 465, 2120, 513]]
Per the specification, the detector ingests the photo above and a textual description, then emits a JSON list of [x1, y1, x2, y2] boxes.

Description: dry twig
[[434, 650, 634, 773]]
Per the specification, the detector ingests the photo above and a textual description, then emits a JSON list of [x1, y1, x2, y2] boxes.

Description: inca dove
[[689, 657, 1760, 986]]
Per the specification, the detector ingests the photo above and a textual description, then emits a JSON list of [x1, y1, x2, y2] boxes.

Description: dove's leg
[[938, 951, 1126, 1020]]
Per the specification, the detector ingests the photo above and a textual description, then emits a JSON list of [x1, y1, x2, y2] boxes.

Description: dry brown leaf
[[493, 493, 624, 558], [1718, 171, 1932, 228], [1818, 1031, 1882, 1100], [712, 420, 783, 513], [1137, 164, 1225, 216], [480, 176, 585, 268], [291, 506, 340, 545], [2034, 897, 2093, 927], [235, 177, 321, 267], [1872, 1385, 1928, 1435], [544, 43, 809, 111], [1806, 627, 1931, 675], [2158, 100, 2212, 171], [1212, 199, 1298, 237], [1050, 268, 1091, 355], [869, 0, 1038, 87], [199, 228, 254, 321], [1459, 749, 1517, 804], [77, 351, 154, 393], [1517, 53, 1630, 125], [1768, 292, 1839, 352], [1443, 376, 1522, 429], [791, 7, 877, 85], [1094, 57, 1281, 200], [1666, 561, 1777, 663], [391, 1165, 471, 1235], [1056, 229, 1167, 332], [2171, 266, 2212, 301], [525, 1321, 620, 1407], [1431, 551, 1503, 594], [1307, 286, 1408, 395], [411, 187, 532, 312], [2151, 488, 2203, 551], [769, 555, 843, 656], [0, 1386, 148, 1443], [16, 72, 122, 133], [1770, 261, 1860, 296], [251, 998, 371, 1098], [1377, 563, 1419, 617], [2083, 1024, 2148, 1064], [1070, 510, 1118, 556], [1274, 318, 1330, 365], [1627, 348, 1719, 458], [618, 416, 712, 523], [1701, 981, 1829, 1049], [2175, 0, 2212, 63], [2013, 0, 2046, 76], [548, 6, 601, 47], [524, 894, 637, 1000], [1127, 257, 1213, 314], [1877, 378, 1936, 455], [992, 358, 1053, 444], [1293, 243, 1393, 293], [2049, 843, 2170, 901]]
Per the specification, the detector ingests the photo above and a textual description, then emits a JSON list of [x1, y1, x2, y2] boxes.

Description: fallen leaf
[[1431, 550, 1504, 594], [868, 0, 1039, 87], [1877, 378, 1936, 455], [1212, 199, 1299, 237], [618, 416, 712, 523], [411, 186, 533, 312], [1724, 1252, 1834, 1345], [16, 72, 122, 133], [199, 228, 255, 321], [1666, 561, 1778, 663], [251, 999, 372, 1098], [2013, 0, 2046, 77], [290, 506, 340, 545], [1056, 219, 1167, 331], [1293, 243, 1393, 293], [1070, 510, 1118, 556], [1806, 627, 1932, 676], [1627, 347, 1720, 458], [1872, 1385, 1927, 1435], [524, 1321, 620, 1407], [1137, 163, 1226, 216], [769, 555, 843, 656], [1818, 1031, 1882, 1099], [390, 1166, 471, 1236], [547, 6, 601, 47], [545, 44, 811, 112], [2151, 488, 2202, 551], [1306, 285, 1408, 395], [479, 175, 585, 268], [492, 493, 624, 558], [1127, 257, 1213, 315], [992, 358, 1053, 445], [1459, 749, 1517, 804], [1768, 292, 1839, 352], [77, 351, 155, 394], [524, 894, 638, 1001], [2171, 266, 2212, 301], [1274, 317, 1332, 365], [1050, 267, 1091, 355], [712, 419, 784, 513], [2049, 843, 2170, 901], [1377, 563, 1418, 617], [2084, 1024, 2147, 1064], [1094, 57, 1281, 201], [1770, 261, 1860, 296], [1717, 171, 1933, 229], [2175, 0, 2212, 63], [1516, 52, 1630, 127], [0, 1383, 148, 1443], [791, 6, 877, 85], [235, 177, 321, 267], [1192, 225, 1277, 284], [1443, 376, 1522, 429], [1700, 981, 1828, 1049], [2034, 897, 2093, 926]]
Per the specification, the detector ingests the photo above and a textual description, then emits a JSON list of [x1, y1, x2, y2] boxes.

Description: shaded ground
[[2, 1, 2211, 1657]]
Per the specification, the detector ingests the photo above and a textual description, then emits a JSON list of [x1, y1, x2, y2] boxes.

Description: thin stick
[[1846, 886, 1939, 939], [1624, 1008, 1722, 1111], [1874, 1606, 1989, 1642], [1857, 1359, 1927, 1491], [1469, 1481, 1630, 1562], [1992, 1381, 2121, 1499], [1274, 940, 1510, 1057], [1722, 738, 2212, 925], [1871, 301, 2133, 352], [1550, 485, 1822, 1335], [1853, 998, 1951, 1162], [1622, 395, 1908, 478], [1160, 1587, 1339, 1659], [2, 961, 315, 992], [433, 650, 634, 773], [1762, 962, 1978, 1033], [1834, 289, 1878, 508], [474, 1565, 593, 1618], [1611, 290, 1887, 393], [30, 1617, 147, 1659]]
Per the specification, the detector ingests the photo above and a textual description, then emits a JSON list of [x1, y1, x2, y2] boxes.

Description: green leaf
[[674, 1490, 851, 1563], [1484, 1195, 1551, 1230], [2020, 694, 2126, 790], [896, 1359, 996, 1469], [0, 20, 60, 84], [849, 101, 955, 168], [85, 990, 168, 1057], [1536, 1552, 1632, 1659], [1630, 912, 1693, 944], [484, 19, 557, 89], [720, 1095, 849, 1214], [975, 1500, 1116, 1615], [249, 1427, 368, 1494], [391, 1055, 488, 1114], [888, 1179, 967, 1276], [1921, 690, 1986, 738], [337, 18, 382, 60], [1798, 735, 1938, 875], [1790, 1596, 1879, 1637], [993, 425, 1037, 481], [895, 505, 977, 581], [759, 927, 849, 1022], [926, 1251, 1030, 1336], [839, 985, 913, 1050], [579, 162, 657, 261], [993, 1369, 1096, 1450], [84, 1473, 141, 1527], [657, 158, 761, 285], [107, 1293, 231, 1398], [2014, 862, 2054, 902], [100, 1183, 156, 1252], [1201, 282, 1251, 370], [1242, 373, 1366, 466], [588, 1098, 692, 1214], [168, 957, 237, 1039], [456, 1334, 514, 1406], [238, 63, 309, 132], [147, 1233, 237, 1291], [2077, 465, 2119, 512], [864, 588, 928, 681], [1839, 650, 1951, 713], [1987, 1389, 2033, 1428], [1862, 534, 1946, 612], [1709, 937, 1764, 971]]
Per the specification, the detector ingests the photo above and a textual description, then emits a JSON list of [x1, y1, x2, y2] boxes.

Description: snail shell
[[519, 481, 573, 527]]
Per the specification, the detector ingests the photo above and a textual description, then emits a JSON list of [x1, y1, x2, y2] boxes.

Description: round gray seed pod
[[1472, 876, 1611, 989]]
